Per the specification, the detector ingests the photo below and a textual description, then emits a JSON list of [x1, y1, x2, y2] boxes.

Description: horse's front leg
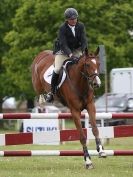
[[86, 102, 107, 158], [71, 109, 94, 169]]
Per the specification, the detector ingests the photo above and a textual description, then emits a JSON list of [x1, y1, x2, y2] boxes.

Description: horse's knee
[[92, 126, 99, 136], [80, 135, 87, 145]]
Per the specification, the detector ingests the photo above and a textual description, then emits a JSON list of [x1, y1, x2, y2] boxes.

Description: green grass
[[0, 137, 133, 177]]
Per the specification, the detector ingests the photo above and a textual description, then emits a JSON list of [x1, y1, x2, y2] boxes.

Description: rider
[[45, 7, 88, 102]]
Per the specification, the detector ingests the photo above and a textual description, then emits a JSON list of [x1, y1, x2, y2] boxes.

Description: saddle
[[43, 57, 80, 88]]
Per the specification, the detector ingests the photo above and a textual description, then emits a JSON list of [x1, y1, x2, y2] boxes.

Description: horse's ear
[[84, 48, 89, 56], [94, 46, 100, 56]]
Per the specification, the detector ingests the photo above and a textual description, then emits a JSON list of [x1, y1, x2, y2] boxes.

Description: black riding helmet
[[64, 8, 78, 19]]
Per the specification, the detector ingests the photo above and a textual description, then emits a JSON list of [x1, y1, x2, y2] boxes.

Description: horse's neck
[[78, 60, 87, 86], [69, 59, 85, 83]]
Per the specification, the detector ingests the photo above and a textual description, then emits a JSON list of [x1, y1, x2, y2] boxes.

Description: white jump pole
[[0, 150, 133, 157]]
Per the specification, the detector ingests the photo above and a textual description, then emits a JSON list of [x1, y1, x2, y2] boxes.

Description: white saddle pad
[[43, 65, 66, 88]]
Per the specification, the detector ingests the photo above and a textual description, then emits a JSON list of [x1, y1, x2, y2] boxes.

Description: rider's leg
[[45, 54, 67, 102], [51, 71, 59, 94], [45, 71, 59, 102], [54, 54, 68, 73]]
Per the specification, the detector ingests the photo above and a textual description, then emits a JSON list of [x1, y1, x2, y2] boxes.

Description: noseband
[[81, 71, 99, 87]]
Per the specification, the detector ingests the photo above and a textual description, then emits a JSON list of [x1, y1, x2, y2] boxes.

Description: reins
[[81, 71, 99, 89]]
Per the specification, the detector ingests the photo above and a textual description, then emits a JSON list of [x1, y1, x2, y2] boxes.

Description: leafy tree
[[0, 0, 21, 110], [97, 0, 133, 69], [2, 0, 65, 100]]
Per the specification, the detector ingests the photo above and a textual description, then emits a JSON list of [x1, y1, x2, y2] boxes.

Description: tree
[[0, 0, 21, 110], [2, 0, 65, 100]]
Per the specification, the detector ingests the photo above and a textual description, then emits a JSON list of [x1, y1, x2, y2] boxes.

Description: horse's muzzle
[[93, 76, 101, 88]]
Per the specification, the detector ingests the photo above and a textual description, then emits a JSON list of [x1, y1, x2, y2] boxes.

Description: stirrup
[[45, 92, 54, 102]]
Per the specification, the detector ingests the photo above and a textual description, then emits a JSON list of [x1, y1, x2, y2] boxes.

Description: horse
[[31, 47, 106, 169]]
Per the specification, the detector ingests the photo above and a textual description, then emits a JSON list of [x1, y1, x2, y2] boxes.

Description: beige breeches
[[54, 49, 82, 74]]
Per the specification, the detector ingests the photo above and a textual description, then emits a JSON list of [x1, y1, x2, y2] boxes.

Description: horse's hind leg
[[71, 109, 94, 169], [87, 102, 107, 158]]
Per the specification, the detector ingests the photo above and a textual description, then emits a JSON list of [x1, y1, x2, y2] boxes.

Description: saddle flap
[[43, 65, 66, 88], [43, 57, 79, 88]]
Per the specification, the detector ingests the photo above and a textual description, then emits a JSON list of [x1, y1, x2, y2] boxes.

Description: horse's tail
[[31, 62, 42, 94], [31, 50, 54, 95]]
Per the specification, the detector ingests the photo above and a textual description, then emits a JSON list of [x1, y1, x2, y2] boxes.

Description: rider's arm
[[58, 25, 72, 57]]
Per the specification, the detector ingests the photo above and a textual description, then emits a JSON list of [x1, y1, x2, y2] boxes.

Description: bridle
[[81, 56, 100, 88]]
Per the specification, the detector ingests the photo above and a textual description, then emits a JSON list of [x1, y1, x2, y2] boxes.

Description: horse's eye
[[85, 64, 90, 67]]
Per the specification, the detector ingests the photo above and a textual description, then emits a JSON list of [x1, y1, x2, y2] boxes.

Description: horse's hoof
[[99, 151, 107, 158], [85, 159, 94, 169], [85, 163, 94, 169]]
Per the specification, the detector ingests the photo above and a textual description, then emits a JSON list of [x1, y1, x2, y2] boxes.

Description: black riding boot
[[45, 71, 59, 102]]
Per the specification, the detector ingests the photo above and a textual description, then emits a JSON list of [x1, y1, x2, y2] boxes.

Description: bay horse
[[31, 48, 106, 169]]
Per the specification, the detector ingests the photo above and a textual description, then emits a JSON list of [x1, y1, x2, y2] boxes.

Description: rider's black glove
[[70, 55, 79, 64]]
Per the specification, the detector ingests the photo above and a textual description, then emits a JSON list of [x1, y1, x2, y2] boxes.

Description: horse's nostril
[[93, 83, 100, 88]]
